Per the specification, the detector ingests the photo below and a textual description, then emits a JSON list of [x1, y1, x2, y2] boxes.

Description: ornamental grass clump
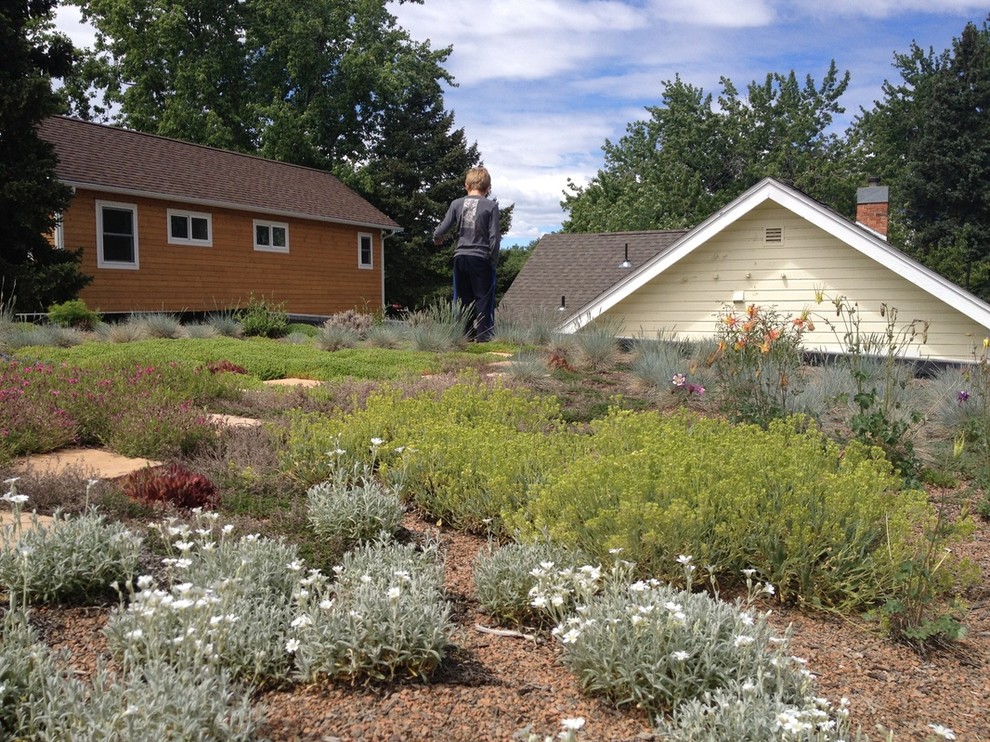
[[0, 481, 142, 605], [552, 568, 811, 719], [473, 541, 590, 628], [289, 536, 452, 683], [105, 514, 302, 685], [306, 462, 405, 548]]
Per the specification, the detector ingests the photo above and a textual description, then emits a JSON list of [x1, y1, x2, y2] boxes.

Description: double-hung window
[[168, 209, 212, 246], [96, 200, 139, 269], [253, 220, 289, 253], [358, 232, 373, 269]]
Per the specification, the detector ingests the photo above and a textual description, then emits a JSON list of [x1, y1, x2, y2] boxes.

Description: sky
[[54, 1, 989, 247]]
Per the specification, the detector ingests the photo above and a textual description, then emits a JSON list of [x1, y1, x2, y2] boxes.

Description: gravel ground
[[22, 505, 990, 741]]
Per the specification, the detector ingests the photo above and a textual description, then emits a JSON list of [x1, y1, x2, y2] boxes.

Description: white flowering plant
[[0, 481, 142, 606], [306, 461, 406, 548], [105, 515, 302, 685], [289, 536, 452, 683], [473, 541, 590, 627], [552, 568, 811, 719]]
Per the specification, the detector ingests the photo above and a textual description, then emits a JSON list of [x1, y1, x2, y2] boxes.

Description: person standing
[[433, 166, 501, 341]]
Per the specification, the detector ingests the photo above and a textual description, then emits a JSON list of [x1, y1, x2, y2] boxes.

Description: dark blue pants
[[453, 255, 496, 341]]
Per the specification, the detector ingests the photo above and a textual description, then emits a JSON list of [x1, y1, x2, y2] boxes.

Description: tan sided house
[[502, 178, 990, 364], [39, 116, 400, 317]]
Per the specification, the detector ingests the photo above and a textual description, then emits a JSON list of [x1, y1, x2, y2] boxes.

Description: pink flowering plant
[[0, 360, 232, 464]]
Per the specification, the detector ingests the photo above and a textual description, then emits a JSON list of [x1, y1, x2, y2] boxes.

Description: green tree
[[344, 81, 502, 310], [1, 0, 91, 313], [562, 63, 855, 233], [496, 240, 535, 303], [853, 18, 990, 300], [67, 0, 453, 168]]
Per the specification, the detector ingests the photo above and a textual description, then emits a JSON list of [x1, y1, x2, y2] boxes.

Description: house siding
[[67, 189, 383, 315], [606, 203, 988, 361]]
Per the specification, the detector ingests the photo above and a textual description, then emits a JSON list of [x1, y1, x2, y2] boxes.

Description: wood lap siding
[[68, 190, 382, 315], [608, 203, 989, 362]]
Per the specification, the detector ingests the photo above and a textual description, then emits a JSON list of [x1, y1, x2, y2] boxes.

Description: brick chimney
[[856, 177, 889, 239]]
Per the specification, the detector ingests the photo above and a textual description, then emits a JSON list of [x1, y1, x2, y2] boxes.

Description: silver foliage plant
[[1, 481, 142, 605], [105, 515, 300, 685], [473, 541, 589, 627], [1, 610, 259, 741], [306, 463, 406, 546], [289, 536, 452, 683], [527, 557, 855, 739]]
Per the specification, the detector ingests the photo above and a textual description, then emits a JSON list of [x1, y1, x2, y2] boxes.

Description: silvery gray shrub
[[473, 541, 589, 627], [306, 464, 405, 546], [289, 536, 452, 683], [0, 504, 142, 605]]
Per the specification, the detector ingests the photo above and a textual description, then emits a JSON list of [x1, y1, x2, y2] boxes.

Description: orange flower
[[747, 304, 758, 319], [734, 340, 747, 351], [724, 314, 738, 327], [743, 320, 756, 333], [768, 328, 780, 341], [759, 339, 771, 354], [792, 318, 805, 329]]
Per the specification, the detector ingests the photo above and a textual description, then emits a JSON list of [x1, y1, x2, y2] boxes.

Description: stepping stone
[[262, 378, 323, 387], [12, 448, 161, 480], [207, 413, 262, 428], [1, 511, 56, 546]]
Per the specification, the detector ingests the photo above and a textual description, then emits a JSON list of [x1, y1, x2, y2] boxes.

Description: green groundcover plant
[[507, 409, 965, 613]]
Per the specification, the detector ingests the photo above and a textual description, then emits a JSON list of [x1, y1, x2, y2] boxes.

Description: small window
[[254, 219, 289, 253], [96, 200, 139, 269], [53, 216, 64, 250], [358, 232, 373, 269], [168, 209, 212, 246]]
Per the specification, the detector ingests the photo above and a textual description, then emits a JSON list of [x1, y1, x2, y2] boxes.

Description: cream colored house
[[503, 178, 990, 364]]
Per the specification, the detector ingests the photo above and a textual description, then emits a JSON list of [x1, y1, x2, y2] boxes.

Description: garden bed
[[21, 503, 990, 741]]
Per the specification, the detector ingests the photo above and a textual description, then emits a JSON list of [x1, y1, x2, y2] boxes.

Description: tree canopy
[[561, 62, 856, 233], [852, 17, 990, 300], [1, 0, 91, 313]]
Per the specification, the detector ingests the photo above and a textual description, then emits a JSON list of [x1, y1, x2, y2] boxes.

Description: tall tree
[[562, 63, 855, 232], [853, 18, 990, 300], [344, 81, 489, 309], [0, 0, 91, 313], [66, 0, 453, 168]]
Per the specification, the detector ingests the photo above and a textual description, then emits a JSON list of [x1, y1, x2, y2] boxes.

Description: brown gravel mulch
[[25, 505, 990, 742]]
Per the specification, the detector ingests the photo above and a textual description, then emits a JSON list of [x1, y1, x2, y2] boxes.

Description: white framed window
[[52, 216, 64, 250], [253, 219, 289, 253], [168, 209, 212, 246], [96, 200, 139, 269], [358, 232, 373, 269]]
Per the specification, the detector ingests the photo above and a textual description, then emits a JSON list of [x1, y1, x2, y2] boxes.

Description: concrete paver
[[12, 448, 161, 480]]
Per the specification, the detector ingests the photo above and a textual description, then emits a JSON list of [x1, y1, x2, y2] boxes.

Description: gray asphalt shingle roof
[[500, 230, 687, 315], [39, 116, 399, 230]]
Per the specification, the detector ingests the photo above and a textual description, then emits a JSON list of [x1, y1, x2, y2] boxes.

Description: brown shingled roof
[[39, 116, 399, 230], [500, 230, 687, 314]]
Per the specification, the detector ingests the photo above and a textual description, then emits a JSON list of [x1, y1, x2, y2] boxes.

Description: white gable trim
[[561, 178, 990, 334]]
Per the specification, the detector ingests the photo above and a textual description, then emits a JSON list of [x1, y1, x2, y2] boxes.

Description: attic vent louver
[[764, 227, 783, 243]]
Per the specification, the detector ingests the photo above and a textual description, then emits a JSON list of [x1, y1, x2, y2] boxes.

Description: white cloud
[[53, 5, 98, 49], [645, 0, 775, 27]]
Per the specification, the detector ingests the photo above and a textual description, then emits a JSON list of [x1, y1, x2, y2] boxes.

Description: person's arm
[[488, 202, 501, 267], [433, 201, 459, 245]]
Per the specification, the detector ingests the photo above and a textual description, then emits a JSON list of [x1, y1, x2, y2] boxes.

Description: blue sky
[[55, 1, 989, 247]]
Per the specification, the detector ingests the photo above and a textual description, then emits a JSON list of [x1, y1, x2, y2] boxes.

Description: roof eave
[[566, 177, 990, 334], [61, 179, 400, 231]]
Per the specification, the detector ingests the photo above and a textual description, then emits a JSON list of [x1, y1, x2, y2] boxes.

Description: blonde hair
[[464, 166, 491, 194]]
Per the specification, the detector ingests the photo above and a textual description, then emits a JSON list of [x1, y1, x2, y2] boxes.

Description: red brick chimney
[[856, 177, 889, 239]]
